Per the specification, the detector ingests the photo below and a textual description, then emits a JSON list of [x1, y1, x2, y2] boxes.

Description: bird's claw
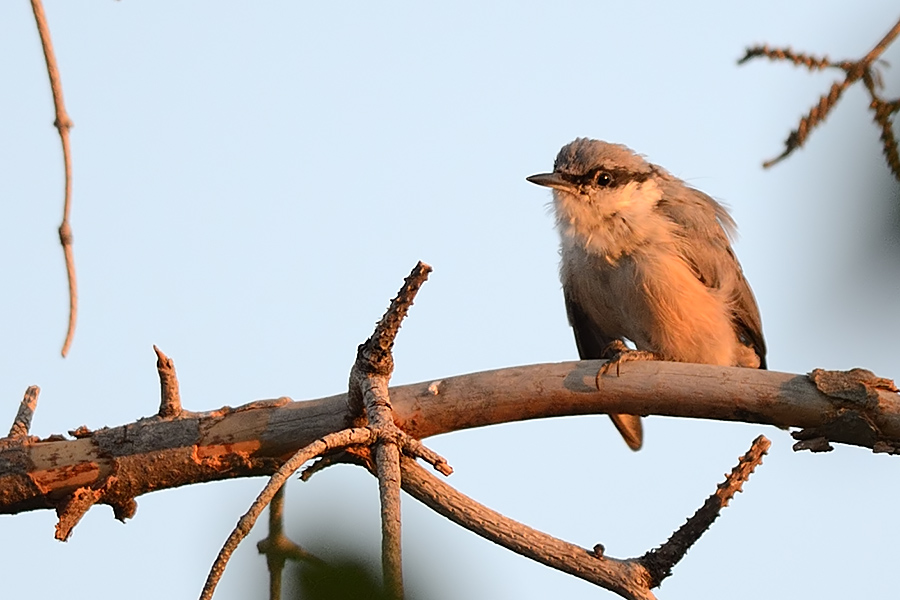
[[597, 341, 660, 380]]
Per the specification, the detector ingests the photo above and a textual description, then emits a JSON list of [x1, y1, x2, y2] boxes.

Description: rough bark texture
[[2, 361, 898, 516]]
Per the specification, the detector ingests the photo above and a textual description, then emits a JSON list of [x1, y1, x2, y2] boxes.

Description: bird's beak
[[526, 172, 576, 193]]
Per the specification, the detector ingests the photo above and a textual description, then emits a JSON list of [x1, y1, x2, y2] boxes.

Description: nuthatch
[[527, 139, 766, 450]]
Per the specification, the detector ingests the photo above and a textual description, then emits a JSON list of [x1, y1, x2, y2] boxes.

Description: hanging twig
[[29, 0, 78, 357]]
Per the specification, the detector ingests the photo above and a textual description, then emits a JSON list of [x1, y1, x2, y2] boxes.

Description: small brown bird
[[527, 139, 766, 450]]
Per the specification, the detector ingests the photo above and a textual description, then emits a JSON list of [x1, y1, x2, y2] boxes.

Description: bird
[[527, 138, 766, 450]]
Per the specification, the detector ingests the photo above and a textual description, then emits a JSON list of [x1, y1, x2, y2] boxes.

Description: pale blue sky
[[1, 2, 899, 599]]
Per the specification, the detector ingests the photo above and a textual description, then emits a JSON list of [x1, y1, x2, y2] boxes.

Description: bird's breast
[[560, 240, 743, 365], [553, 180, 671, 261]]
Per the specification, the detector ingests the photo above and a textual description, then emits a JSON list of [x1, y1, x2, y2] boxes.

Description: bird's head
[[527, 139, 667, 257]]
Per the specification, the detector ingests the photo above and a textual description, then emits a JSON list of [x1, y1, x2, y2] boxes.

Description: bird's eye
[[596, 172, 613, 187]]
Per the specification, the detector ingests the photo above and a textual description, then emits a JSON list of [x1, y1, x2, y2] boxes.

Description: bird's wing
[[657, 183, 767, 369], [563, 291, 615, 359], [725, 246, 767, 368]]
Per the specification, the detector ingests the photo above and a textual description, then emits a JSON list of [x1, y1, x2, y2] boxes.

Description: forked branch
[[740, 17, 900, 181], [347, 261, 433, 600], [201, 262, 448, 600]]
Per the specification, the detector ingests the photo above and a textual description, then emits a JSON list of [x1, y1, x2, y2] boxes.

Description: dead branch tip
[[55, 487, 101, 541], [400, 436, 453, 476], [738, 45, 833, 70], [639, 435, 770, 587], [356, 261, 432, 378], [154, 345, 183, 418], [7, 386, 41, 439]]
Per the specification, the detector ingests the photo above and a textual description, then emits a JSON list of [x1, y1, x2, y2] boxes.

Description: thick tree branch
[[1, 361, 897, 517]]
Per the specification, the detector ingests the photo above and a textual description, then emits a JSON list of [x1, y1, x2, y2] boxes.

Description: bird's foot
[[598, 340, 661, 378]]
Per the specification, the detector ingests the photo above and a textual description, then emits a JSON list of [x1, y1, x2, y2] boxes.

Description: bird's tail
[[609, 413, 643, 451]]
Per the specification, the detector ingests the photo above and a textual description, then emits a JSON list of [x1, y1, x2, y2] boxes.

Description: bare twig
[[761, 81, 851, 169], [397, 434, 770, 600], [154, 345, 183, 418], [865, 76, 900, 179], [738, 46, 834, 71], [29, 0, 78, 357], [199, 427, 374, 600], [364, 261, 432, 368], [366, 378, 404, 600], [861, 18, 900, 66], [347, 260, 433, 600], [639, 435, 771, 587], [347, 261, 433, 415], [6, 386, 40, 439], [204, 259, 449, 600], [740, 17, 900, 181], [300, 436, 453, 482], [398, 435, 452, 476], [397, 455, 656, 600], [300, 450, 368, 481], [239, 298, 449, 600], [256, 486, 324, 600], [260, 486, 287, 600]]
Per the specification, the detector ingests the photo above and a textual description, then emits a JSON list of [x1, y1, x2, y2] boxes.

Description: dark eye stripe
[[560, 166, 653, 189]]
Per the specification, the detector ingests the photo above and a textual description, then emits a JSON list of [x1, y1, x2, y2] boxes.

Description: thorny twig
[[397, 434, 770, 600], [639, 435, 771, 586], [348, 261, 433, 600], [740, 17, 900, 181], [30, 0, 79, 357]]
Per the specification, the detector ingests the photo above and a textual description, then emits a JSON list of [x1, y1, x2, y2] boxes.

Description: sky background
[[1, 2, 899, 599]]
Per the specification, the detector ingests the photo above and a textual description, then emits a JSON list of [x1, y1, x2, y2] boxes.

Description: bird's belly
[[566, 251, 741, 366]]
